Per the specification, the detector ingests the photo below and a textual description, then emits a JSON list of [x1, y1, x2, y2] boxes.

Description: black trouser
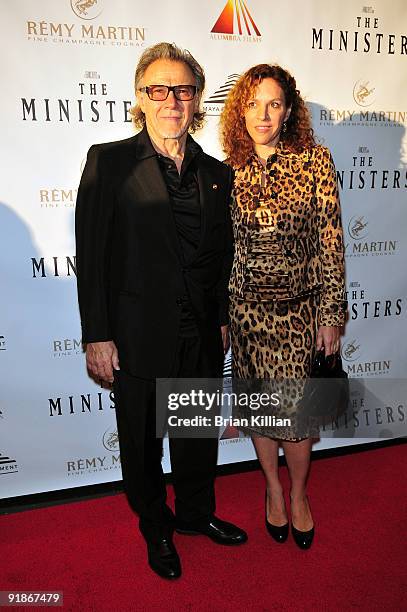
[[113, 333, 219, 542]]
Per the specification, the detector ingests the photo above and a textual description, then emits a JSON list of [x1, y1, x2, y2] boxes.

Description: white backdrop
[[1, 0, 406, 499]]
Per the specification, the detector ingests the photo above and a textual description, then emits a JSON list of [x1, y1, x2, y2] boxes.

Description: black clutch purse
[[300, 350, 349, 419]]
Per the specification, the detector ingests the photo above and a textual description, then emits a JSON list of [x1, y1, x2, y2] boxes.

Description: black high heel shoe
[[291, 524, 314, 550], [265, 491, 289, 543], [291, 496, 314, 550]]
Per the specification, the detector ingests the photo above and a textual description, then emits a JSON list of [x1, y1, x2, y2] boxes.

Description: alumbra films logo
[[353, 79, 376, 107], [70, 0, 103, 20], [211, 0, 261, 36]]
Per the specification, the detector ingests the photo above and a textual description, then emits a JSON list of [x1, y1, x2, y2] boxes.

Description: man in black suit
[[75, 42, 247, 579]]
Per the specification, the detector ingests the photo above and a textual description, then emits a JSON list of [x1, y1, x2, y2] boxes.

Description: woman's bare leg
[[282, 438, 314, 530], [252, 436, 288, 526]]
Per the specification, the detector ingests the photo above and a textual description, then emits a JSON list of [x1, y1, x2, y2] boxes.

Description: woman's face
[[244, 77, 291, 150]]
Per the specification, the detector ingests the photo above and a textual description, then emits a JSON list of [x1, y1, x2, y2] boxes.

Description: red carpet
[[1, 445, 405, 611]]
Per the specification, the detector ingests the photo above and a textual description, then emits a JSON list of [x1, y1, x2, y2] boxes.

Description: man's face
[[137, 59, 198, 141]]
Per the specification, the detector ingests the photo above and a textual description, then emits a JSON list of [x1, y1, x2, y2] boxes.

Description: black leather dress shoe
[[147, 537, 181, 579], [175, 516, 248, 545], [265, 492, 289, 543], [291, 524, 314, 550]]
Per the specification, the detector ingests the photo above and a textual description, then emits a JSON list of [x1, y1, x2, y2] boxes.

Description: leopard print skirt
[[230, 292, 320, 441]]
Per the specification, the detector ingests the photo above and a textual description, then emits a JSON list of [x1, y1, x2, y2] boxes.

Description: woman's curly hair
[[220, 64, 315, 167]]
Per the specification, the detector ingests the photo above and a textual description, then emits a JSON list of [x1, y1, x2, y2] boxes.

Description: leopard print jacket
[[229, 144, 347, 327]]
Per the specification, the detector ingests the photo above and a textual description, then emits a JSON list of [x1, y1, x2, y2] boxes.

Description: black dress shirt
[[150, 133, 202, 336]]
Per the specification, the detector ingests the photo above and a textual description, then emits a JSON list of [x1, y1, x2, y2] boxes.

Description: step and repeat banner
[[1, 0, 406, 498]]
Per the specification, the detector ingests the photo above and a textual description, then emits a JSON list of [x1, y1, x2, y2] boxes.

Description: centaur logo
[[353, 79, 375, 107], [348, 215, 368, 240], [344, 213, 398, 258], [341, 341, 391, 377], [66, 426, 121, 476], [341, 340, 361, 362], [211, 0, 261, 38], [70, 0, 103, 20], [103, 428, 120, 452], [26, 2, 145, 47]]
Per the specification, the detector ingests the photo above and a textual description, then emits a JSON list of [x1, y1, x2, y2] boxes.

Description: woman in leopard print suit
[[220, 64, 346, 549]]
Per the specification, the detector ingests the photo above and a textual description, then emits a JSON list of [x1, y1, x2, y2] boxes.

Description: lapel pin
[[212, 183, 218, 190]]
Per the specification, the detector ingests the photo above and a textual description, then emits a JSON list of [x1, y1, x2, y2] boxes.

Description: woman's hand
[[316, 326, 341, 356]]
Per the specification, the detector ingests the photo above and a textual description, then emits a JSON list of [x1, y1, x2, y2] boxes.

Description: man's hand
[[221, 325, 230, 355], [316, 326, 341, 356], [86, 340, 119, 383]]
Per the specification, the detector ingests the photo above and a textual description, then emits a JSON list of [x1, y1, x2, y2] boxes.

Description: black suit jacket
[[75, 128, 233, 379]]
